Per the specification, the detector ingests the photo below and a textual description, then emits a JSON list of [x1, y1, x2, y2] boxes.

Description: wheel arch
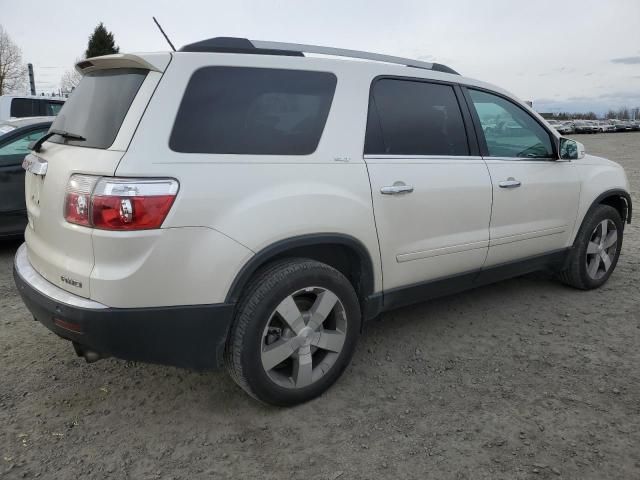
[[225, 233, 381, 319], [570, 189, 631, 246], [588, 189, 632, 225]]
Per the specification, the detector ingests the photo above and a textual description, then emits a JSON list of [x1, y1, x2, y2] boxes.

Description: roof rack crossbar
[[250, 40, 435, 71]]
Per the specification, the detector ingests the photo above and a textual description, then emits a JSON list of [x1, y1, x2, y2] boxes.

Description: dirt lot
[[1, 133, 639, 480]]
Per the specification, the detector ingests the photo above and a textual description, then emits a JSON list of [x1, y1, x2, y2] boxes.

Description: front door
[[363, 78, 492, 300], [464, 88, 581, 266]]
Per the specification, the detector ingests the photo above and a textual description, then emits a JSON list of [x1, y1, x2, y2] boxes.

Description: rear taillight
[[64, 175, 178, 230]]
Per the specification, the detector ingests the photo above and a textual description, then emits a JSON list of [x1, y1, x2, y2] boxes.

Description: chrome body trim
[[250, 40, 435, 71], [22, 153, 48, 176]]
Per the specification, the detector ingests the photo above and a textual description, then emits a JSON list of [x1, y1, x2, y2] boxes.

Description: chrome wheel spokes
[[261, 287, 347, 389], [585, 219, 618, 280]]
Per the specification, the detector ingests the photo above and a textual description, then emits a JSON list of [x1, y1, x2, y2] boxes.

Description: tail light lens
[[64, 175, 178, 230], [64, 175, 98, 227]]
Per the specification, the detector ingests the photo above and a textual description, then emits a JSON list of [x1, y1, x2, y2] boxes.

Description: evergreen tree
[[85, 23, 119, 58]]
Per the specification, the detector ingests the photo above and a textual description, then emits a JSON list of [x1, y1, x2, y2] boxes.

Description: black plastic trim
[[14, 267, 235, 370], [584, 189, 633, 225], [225, 233, 377, 306], [431, 63, 460, 75], [453, 84, 481, 157], [180, 37, 303, 56], [382, 248, 570, 312]]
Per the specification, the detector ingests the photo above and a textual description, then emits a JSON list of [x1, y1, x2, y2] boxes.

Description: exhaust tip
[[72, 342, 107, 363]]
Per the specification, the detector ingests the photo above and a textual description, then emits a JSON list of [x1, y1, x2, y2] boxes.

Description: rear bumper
[[13, 243, 234, 370]]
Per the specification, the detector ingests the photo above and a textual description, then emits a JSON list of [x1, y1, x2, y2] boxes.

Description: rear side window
[[170, 67, 337, 155], [365, 79, 469, 156], [50, 68, 147, 149], [10, 99, 40, 118], [10, 99, 65, 118]]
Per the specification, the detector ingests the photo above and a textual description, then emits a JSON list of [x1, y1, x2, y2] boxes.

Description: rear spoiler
[[75, 53, 171, 75]]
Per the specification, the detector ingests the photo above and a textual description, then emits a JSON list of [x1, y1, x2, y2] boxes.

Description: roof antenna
[[153, 17, 176, 52]]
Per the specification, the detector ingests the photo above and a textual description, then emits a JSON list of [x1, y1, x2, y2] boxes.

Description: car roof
[[0, 118, 53, 139], [1, 116, 56, 128], [0, 94, 65, 101]]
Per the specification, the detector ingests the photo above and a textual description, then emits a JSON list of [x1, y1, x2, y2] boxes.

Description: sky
[[2, 0, 639, 115]]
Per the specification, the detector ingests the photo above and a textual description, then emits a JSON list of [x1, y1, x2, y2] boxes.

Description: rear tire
[[559, 205, 623, 289], [225, 258, 361, 406]]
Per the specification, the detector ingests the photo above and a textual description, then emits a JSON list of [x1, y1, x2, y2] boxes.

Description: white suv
[[14, 38, 632, 405]]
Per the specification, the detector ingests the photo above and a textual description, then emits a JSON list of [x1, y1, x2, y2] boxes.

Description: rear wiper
[[31, 129, 86, 152]]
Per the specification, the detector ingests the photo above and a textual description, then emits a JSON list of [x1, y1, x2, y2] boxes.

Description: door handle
[[381, 183, 414, 195], [498, 177, 521, 189]]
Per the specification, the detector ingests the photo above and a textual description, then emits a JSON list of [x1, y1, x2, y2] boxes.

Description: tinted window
[[170, 67, 337, 155], [469, 89, 554, 158], [365, 79, 469, 156], [0, 128, 49, 165], [45, 101, 64, 116], [50, 68, 147, 149], [10, 99, 39, 118]]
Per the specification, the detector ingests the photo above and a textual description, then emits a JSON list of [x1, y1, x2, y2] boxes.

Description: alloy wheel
[[585, 219, 618, 280], [261, 287, 347, 389]]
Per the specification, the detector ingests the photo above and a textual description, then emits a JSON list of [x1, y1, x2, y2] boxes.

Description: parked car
[[614, 120, 632, 132], [0, 117, 53, 238], [587, 120, 600, 133], [547, 120, 573, 135], [597, 121, 616, 133], [14, 38, 632, 406], [547, 120, 563, 133], [0, 95, 64, 122], [559, 121, 575, 134], [573, 120, 594, 134]]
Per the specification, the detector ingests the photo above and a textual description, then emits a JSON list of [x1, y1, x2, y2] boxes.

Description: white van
[[0, 95, 65, 121]]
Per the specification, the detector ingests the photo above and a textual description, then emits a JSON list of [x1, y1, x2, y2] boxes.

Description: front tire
[[225, 258, 361, 406], [559, 205, 623, 289]]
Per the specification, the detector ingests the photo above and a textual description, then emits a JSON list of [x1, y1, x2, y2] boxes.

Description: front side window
[[469, 89, 554, 159], [170, 67, 337, 155], [0, 128, 49, 165], [365, 79, 469, 156]]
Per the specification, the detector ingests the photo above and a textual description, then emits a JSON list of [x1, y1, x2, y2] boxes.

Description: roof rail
[[179, 37, 459, 75]]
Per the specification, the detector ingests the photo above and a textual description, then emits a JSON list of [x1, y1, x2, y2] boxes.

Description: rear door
[[463, 88, 581, 266], [0, 125, 49, 236], [24, 55, 170, 298], [364, 78, 492, 298]]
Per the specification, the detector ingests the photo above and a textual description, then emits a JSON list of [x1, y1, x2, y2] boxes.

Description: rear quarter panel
[[113, 53, 383, 305]]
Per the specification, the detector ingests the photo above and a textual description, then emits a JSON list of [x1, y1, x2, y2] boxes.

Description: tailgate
[[23, 53, 170, 299], [24, 146, 125, 297]]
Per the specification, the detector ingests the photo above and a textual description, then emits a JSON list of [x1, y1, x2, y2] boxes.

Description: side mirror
[[559, 137, 585, 160]]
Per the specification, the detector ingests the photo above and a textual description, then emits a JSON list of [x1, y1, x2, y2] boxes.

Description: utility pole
[[27, 63, 36, 95]]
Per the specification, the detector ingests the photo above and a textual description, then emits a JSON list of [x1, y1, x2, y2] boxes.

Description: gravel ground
[[1, 133, 639, 480]]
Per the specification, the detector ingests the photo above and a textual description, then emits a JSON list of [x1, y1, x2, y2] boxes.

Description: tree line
[[545, 108, 640, 121], [0, 23, 119, 96]]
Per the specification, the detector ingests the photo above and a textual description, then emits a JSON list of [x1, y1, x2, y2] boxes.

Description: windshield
[[50, 68, 147, 149]]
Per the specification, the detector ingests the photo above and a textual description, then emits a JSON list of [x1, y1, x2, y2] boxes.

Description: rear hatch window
[[50, 68, 147, 149]]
